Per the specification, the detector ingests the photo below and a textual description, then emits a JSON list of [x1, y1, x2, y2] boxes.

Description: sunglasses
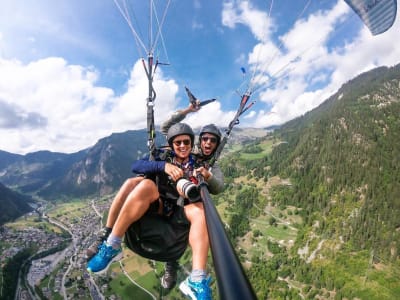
[[201, 136, 217, 143], [173, 139, 191, 146]]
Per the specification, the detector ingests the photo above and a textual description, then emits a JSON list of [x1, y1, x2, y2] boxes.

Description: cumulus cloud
[[0, 99, 47, 129], [0, 57, 179, 154], [222, 0, 272, 42]]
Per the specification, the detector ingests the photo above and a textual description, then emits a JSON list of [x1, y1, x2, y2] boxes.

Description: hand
[[195, 166, 211, 181], [182, 101, 201, 116], [189, 101, 201, 112], [165, 163, 184, 181]]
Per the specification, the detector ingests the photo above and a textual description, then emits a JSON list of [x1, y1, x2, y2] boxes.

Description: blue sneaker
[[179, 276, 212, 300], [87, 241, 122, 274]]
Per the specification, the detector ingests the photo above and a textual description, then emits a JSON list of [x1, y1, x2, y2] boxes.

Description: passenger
[[159, 102, 223, 290], [86, 123, 222, 299]]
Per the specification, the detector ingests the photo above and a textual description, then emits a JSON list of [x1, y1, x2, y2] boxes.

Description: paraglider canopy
[[345, 0, 397, 35]]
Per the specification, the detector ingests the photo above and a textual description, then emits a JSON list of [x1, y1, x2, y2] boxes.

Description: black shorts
[[124, 202, 190, 261]]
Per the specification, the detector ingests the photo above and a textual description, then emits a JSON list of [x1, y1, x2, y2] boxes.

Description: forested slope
[[214, 64, 400, 299], [271, 64, 400, 262]]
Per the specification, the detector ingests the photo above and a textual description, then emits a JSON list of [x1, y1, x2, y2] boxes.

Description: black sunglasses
[[201, 136, 217, 143], [173, 139, 191, 146]]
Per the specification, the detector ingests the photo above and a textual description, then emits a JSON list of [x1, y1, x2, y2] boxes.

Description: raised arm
[[160, 102, 200, 136]]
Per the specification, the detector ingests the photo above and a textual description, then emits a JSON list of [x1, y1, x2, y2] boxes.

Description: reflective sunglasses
[[201, 136, 217, 144], [173, 139, 191, 146]]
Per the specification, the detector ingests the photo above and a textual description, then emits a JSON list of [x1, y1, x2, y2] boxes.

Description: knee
[[121, 178, 135, 192], [184, 202, 206, 222], [132, 179, 159, 200], [139, 179, 158, 191], [125, 176, 143, 188]]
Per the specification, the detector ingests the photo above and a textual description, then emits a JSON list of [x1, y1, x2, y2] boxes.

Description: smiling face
[[172, 134, 192, 162], [200, 133, 218, 157]]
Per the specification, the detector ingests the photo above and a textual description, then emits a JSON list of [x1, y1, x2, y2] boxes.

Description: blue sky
[[0, 0, 399, 154]]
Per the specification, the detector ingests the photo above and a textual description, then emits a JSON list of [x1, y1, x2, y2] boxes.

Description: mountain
[[210, 63, 400, 299], [0, 127, 268, 201], [0, 182, 35, 225], [37, 130, 169, 199], [0, 130, 160, 199], [269, 64, 400, 261], [0, 150, 88, 195], [0, 150, 22, 170], [280, 64, 400, 252]]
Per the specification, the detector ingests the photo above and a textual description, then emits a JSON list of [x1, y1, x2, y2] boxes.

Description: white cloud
[[183, 101, 236, 131], [0, 58, 179, 154], [222, 0, 272, 42]]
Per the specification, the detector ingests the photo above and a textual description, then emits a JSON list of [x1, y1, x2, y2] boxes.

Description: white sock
[[106, 234, 122, 249], [190, 269, 207, 282]]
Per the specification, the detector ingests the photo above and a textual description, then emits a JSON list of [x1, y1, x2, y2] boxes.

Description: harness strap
[[177, 196, 185, 207]]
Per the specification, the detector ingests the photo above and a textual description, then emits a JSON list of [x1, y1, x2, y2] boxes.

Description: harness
[[125, 150, 202, 261], [152, 150, 198, 208]]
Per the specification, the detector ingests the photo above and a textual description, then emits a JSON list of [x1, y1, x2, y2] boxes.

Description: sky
[[0, 0, 399, 155]]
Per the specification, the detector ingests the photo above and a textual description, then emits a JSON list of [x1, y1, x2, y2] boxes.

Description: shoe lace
[[98, 243, 116, 259], [190, 277, 211, 298]]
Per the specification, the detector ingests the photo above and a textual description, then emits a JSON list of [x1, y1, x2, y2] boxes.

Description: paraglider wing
[[344, 0, 397, 35]]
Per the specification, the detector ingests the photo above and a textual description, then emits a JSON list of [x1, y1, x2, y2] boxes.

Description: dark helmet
[[167, 123, 195, 147], [199, 124, 222, 145]]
